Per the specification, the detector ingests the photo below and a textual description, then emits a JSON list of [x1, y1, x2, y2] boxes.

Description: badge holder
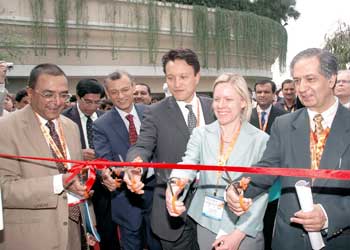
[[222, 171, 250, 211]]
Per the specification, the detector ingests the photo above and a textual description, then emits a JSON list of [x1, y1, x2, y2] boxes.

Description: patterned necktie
[[86, 115, 94, 149], [46, 121, 81, 223], [126, 114, 138, 145], [311, 114, 325, 171], [185, 104, 197, 134], [260, 111, 267, 128]]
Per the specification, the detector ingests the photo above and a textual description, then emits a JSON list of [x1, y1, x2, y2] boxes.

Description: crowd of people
[[0, 47, 349, 250]]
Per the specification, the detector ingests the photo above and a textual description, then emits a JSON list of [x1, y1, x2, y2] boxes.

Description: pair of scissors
[[222, 171, 250, 211]]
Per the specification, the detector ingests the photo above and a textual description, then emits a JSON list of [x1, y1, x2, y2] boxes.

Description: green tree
[[324, 22, 350, 70], [0, 28, 27, 61]]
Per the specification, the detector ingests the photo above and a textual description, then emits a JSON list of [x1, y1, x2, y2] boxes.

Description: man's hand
[[165, 178, 188, 217], [290, 204, 327, 232], [123, 156, 144, 194], [212, 229, 246, 250], [226, 184, 252, 216], [82, 148, 96, 161], [62, 174, 87, 197], [101, 168, 121, 192]]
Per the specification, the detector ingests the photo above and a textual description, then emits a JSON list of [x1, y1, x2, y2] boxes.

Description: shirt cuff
[[319, 204, 329, 230], [53, 174, 64, 194]]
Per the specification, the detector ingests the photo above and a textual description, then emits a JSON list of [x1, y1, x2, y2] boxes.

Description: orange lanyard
[[214, 125, 241, 196], [36, 114, 68, 168], [258, 111, 269, 131]]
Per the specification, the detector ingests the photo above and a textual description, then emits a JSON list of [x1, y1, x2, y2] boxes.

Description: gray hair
[[290, 48, 338, 79]]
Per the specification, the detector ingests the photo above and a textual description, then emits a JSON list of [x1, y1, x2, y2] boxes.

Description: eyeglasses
[[35, 90, 72, 102], [80, 97, 102, 105], [336, 80, 350, 84]]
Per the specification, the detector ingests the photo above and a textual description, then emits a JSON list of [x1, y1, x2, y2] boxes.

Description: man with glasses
[[334, 70, 350, 109], [0, 63, 94, 249], [62, 78, 119, 250]]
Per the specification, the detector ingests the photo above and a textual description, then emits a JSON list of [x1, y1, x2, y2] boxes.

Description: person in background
[[99, 99, 113, 111], [334, 69, 350, 109], [166, 73, 269, 250], [14, 88, 30, 110], [134, 82, 152, 105], [275, 79, 297, 112]]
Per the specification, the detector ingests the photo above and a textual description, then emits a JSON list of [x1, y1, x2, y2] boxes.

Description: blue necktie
[[261, 111, 267, 127]]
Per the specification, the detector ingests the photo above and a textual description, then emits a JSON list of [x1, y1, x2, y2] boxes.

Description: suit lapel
[[315, 105, 350, 186], [110, 108, 129, 144], [291, 109, 311, 169], [250, 108, 259, 128], [199, 96, 214, 124], [20, 106, 57, 173], [167, 96, 189, 139]]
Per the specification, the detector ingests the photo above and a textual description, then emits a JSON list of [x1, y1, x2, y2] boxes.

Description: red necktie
[[126, 114, 138, 145]]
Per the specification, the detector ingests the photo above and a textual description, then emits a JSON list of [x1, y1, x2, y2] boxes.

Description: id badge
[[202, 195, 225, 221]]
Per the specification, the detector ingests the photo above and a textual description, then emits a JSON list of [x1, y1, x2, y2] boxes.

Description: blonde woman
[[166, 73, 269, 250]]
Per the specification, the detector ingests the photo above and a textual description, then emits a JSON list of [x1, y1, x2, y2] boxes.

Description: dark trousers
[[263, 199, 279, 250], [160, 217, 199, 250], [119, 215, 161, 250]]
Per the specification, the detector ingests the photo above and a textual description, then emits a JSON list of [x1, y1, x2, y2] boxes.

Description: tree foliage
[[162, 0, 300, 23], [324, 22, 350, 70]]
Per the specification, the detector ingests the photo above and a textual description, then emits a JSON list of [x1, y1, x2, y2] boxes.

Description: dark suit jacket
[[93, 104, 152, 231], [126, 95, 215, 241], [62, 105, 104, 149], [250, 105, 287, 135], [246, 105, 350, 250]]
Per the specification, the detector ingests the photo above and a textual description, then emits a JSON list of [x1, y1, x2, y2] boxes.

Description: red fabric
[[125, 114, 138, 145]]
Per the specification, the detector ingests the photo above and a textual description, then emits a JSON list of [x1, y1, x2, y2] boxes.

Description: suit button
[[62, 194, 67, 200], [63, 221, 68, 226]]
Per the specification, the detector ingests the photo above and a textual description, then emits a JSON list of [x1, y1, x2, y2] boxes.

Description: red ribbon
[[1, 153, 350, 181]]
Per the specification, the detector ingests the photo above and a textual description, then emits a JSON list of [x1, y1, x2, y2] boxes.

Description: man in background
[[14, 88, 30, 110], [275, 79, 298, 112], [134, 82, 152, 105], [334, 69, 350, 108]]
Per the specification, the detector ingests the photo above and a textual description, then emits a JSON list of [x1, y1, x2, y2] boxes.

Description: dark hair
[[99, 99, 113, 110], [69, 95, 77, 102], [76, 78, 105, 98], [162, 48, 200, 75], [290, 48, 338, 79], [254, 79, 276, 93], [104, 70, 134, 86], [136, 82, 151, 95], [28, 63, 66, 88], [15, 88, 28, 102], [281, 79, 294, 89]]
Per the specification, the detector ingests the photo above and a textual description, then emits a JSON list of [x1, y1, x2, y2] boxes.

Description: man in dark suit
[[227, 48, 350, 250], [93, 70, 161, 250], [250, 79, 286, 250], [125, 48, 215, 250], [62, 79, 118, 250], [250, 79, 287, 135]]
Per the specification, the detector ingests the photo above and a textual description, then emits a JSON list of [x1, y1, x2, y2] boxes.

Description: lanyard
[[36, 114, 68, 168], [258, 111, 269, 132], [214, 124, 241, 196]]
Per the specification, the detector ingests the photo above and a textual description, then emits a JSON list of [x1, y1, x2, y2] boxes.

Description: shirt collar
[[77, 103, 98, 120], [176, 94, 198, 110], [115, 104, 137, 118], [307, 97, 338, 131], [257, 104, 272, 114]]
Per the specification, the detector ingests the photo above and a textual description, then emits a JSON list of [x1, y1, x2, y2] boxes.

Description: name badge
[[202, 195, 225, 221]]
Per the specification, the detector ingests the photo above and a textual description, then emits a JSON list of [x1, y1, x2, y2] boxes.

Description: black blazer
[[126, 95, 215, 241], [250, 105, 287, 135], [62, 105, 104, 148]]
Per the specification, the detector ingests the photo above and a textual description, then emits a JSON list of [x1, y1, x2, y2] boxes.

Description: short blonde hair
[[213, 73, 252, 121]]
